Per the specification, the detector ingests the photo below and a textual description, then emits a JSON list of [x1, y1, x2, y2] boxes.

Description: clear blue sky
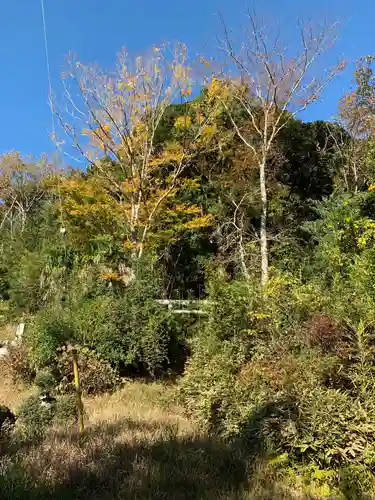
[[0, 0, 374, 159]]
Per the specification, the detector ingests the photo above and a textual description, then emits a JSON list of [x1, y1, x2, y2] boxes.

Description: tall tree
[[58, 45, 220, 266], [0, 152, 52, 234], [214, 13, 343, 286], [339, 56, 375, 192]]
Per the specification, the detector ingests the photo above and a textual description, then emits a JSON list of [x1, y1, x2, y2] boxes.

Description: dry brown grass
[[0, 362, 35, 410], [0, 374, 314, 500]]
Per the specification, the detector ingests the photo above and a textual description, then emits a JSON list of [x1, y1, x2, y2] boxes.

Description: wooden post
[[71, 348, 84, 434]]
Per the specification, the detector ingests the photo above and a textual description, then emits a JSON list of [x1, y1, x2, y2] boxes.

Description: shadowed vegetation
[[2, 9, 375, 500]]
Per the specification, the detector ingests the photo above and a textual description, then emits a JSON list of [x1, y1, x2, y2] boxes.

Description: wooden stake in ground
[[70, 346, 84, 433]]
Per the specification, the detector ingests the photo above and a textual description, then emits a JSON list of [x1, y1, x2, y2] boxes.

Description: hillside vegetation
[[2, 13, 375, 499]]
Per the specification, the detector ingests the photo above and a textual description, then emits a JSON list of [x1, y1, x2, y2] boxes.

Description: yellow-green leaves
[[174, 116, 192, 129]]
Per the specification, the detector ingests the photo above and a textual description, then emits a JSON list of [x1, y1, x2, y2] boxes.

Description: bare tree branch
[[215, 12, 342, 285]]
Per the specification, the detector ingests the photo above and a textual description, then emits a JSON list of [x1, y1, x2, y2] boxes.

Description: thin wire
[[40, 0, 66, 236], [40, 0, 55, 138]]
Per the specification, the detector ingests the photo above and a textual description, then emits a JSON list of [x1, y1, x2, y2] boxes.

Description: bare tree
[[215, 12, 344, 287], [337, 56, 375, 192], [0, 152, 52, 233]]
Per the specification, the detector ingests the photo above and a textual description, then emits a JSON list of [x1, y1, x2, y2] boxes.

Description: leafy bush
[[178, 271, 313, 430], [112, 294, 179, 375], [202, 269, 321, 353], [177, 271, 375, 471], [26, 307, 74, 368], [25, 264, 186, 379], [289, 388, 375, 467], [7, 238, 69, 315], [69, 269, 184, 375], [34, 370, 57, 391], [17, 393, 78, 437], [4, 344, 35, 383], [17, 395, 55, 439], [177, 337, 250, 436], [53, 394, 77, 424], [203, 274, 258, 342], [176, 273, 261, 435], [280, 462, 374, 499], [7, 252, 49, 314], [56, 346, 120, 395], [336, 464, 375, 499], [178, 334, 337, 439], [179, 335, 375, 469]]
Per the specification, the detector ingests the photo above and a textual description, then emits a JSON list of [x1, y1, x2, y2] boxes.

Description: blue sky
[[0, 0, 374, 159]]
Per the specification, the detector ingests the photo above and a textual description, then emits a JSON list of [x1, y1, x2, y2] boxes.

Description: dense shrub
[[179, 336, 337, 438], [203, 275, 258, 342], [176, 270, 375, 474], [177, 337, 250, 436], [7, 252, 50, 314], [25, 264, 186, 379], [289, 388, 375, 466], [111, 294, 180, 375], [306, 314, 344, 352], [53, 394, 78, 424], [279, 461, 375, 499], [68, 268, 185, 375], [179, 336, 375, 470], [34, 370, 57, 391], [56, 346, 120, 395], [17, 392, 79, 438], [17, 395, 55, 439], [4, 344, 35, 383], [26, 307, 74, 368]]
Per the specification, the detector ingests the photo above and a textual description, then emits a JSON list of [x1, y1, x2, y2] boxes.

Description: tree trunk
[[259, 161, 268, 288], [130, 198, 141, 262], [352, 160, 358, 194]]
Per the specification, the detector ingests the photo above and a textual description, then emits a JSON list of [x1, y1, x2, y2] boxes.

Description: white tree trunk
[[130, 198, 141, 262], [259, 161, 268, 288]]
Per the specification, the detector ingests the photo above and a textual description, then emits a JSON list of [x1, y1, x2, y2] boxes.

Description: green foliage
[[20, 261, 187, 390], [177, 272, 266, 437], [17, 395, 54, 439], [53, 394, 78, 424], [204, 274, 257, 342], [65, 266, 184, 374], [34, 371, 57, 392], [26, 308, 74, 368], [279, 462, 375, 499], [110, 281, 182, 374], [17, 393, 78, 438], [4, 344, 35, 384], [278, 120, 344, 201], [179, 331, 375, 470], [5, 44, 375, 496], [56, 346, 120, 396], [8, 252, 50, 314], [289, 388, 375, 466], [177, 265, 375, 478]]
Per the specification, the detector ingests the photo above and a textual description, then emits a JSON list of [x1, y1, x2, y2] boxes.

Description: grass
[[0, 375, 317, 500], [0, 367, 34, 410]]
